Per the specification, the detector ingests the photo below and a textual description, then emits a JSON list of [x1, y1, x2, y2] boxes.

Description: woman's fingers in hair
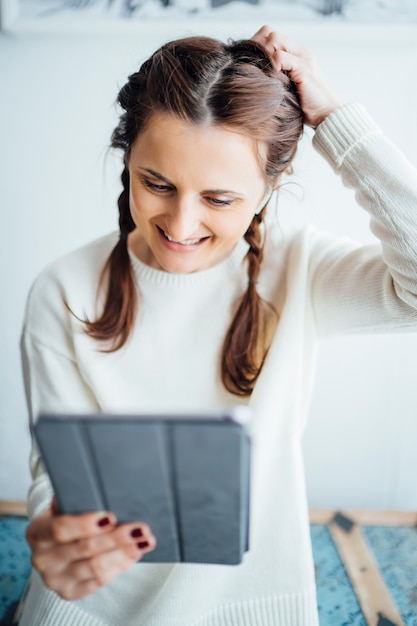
[[252, 25, 308, 59], [251, 25, 340, 128]]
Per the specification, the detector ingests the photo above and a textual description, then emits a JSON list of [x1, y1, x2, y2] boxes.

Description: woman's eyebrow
[[139, 167, 244, 197], [205, 189, 244, 196], [139, 167, 173, 185]]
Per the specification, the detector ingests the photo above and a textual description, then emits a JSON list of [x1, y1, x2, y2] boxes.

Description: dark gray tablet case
[[34, 412, 251, 565]]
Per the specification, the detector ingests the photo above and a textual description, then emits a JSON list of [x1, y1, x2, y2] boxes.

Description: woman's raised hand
[[26, 501, 156, 600], [251, 25, 340, 128]]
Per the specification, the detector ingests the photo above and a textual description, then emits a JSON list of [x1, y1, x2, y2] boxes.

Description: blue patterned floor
[[362, 527, 417, 626], [1, 517, 416, 625], [311, 524, 365, 625], [0, 518, 30, 626], [311, 524, 417, 626]]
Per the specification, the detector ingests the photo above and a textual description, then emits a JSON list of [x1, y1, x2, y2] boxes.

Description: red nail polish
[[97, 516, 111, 527], [137, 541, 149, 549], [131, 527, 143, 538]]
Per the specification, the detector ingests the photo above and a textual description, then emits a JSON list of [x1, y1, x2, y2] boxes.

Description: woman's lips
[[156, 225, 209, 250]]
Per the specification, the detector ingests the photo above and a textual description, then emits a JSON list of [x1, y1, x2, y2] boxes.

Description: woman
[[19, 25, 417, 626]]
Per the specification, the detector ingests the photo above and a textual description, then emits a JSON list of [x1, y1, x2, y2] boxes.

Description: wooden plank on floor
[[2, 502, 416, 525], [310, 508, 417, 527], [329, 518, 405, 626], [0, 500, 27, 517]]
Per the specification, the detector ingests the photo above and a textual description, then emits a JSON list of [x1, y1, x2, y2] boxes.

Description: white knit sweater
[[19, 103, 417, 626]]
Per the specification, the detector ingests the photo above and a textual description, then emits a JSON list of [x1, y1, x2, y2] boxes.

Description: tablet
[[34, 409, 251, 565]]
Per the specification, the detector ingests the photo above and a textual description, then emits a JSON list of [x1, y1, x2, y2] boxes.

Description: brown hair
[[85, 35, 304, 396]]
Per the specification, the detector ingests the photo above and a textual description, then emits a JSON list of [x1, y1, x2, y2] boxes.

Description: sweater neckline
[[128, 238, 249, 287]]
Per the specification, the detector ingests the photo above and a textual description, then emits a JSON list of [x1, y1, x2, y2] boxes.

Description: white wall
[[1, 21, 416, 509]]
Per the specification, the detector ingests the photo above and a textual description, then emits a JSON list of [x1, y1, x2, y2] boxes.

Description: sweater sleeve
[[21, 275, 99, 520], [309, 102, 417, 336]]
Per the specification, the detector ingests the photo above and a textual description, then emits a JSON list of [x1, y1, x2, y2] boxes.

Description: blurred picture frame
[[1, 0, 416, 33]]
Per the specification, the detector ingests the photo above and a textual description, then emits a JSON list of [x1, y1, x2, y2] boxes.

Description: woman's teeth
[[164, 231, 202, 245]]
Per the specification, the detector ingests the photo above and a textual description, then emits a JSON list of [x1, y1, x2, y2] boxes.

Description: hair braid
[[221, 210, 272, 396], [84, 166, 137, 350]]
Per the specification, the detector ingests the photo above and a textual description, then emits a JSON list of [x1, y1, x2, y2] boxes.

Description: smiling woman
[[127, 113, 267, 273], [82, 34, 304, 396], [17, 24, 417, 626]]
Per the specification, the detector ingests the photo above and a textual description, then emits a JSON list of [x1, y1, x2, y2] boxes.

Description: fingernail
[[97, 516, 111, 527], [137, 541, 149, 549], [131, 527, 143, 538]]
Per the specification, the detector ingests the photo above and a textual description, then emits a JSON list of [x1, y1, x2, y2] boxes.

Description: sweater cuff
[[312, 102, 382, 170]]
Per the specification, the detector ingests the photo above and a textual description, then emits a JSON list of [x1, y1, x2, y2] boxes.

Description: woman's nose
[[165, 196, 201, 241]]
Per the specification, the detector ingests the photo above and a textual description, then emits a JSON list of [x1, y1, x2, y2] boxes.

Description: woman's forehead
[[130, 111, 268, 185]]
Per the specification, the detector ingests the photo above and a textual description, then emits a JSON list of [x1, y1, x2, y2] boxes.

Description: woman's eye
[[206, 196, 233, 207], [143, 179, 172, 193]]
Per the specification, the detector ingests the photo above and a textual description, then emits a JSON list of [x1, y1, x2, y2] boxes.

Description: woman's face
[[127, 112, 268, 274]]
